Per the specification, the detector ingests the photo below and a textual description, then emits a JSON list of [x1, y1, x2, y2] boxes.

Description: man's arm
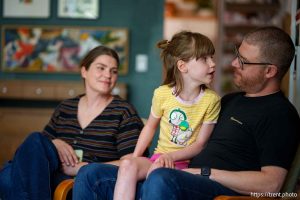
[[183, 166, 287, 195]]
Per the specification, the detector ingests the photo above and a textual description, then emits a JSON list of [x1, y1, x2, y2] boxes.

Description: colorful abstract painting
[[2, 25, 129, 74]]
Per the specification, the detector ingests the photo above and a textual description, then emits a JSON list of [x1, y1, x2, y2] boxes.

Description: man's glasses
[[234, 46, 272, 70]]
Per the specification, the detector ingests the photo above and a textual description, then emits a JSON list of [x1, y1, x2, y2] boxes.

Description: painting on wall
[[1, 25, 129, 74], [3, 0, 50, 18], [58, 0, 99, 19]]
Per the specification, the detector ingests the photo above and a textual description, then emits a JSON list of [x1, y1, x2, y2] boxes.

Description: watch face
[[201, 167, 211, 176]]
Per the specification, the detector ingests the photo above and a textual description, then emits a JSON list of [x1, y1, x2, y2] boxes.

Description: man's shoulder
[[221, 92, 243, 103]]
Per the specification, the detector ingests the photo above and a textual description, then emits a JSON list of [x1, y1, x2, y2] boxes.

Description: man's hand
[[52, 139, 78, 166]]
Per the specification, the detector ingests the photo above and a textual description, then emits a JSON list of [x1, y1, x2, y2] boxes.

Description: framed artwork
[[2, 25, 129, 75], [58, 0, 99, 19], [3, 0, 50, 18]]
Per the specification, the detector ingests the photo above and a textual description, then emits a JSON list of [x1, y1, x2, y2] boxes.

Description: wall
[[0, 0, 164, 118]]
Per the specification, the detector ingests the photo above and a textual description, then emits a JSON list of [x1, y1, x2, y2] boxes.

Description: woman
[[0, 46, 144, 200]]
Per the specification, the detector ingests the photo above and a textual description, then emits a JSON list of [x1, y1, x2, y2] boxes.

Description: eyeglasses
[[234, 46, 272, 70]]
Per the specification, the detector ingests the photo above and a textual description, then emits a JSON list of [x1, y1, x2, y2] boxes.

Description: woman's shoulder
[[58, 95, 81, 107], [111, 95, 139, 112]]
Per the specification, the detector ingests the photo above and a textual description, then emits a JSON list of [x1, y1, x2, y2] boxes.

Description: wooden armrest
[[214, 195, 279, 200], [53, 179, 74, 200]]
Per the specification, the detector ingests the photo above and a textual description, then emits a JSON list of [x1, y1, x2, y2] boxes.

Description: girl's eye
[[112, 70, 118, 74], [203, 56, 214, 63], [201, 57, 208, 62]]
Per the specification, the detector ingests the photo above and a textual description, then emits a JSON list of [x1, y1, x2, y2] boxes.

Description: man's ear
[[177, 60, 187, 73], [265, 65, 278, 78]]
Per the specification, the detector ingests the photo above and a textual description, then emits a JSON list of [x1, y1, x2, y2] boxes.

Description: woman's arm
[[133, 114, 160, 157], [62, 153, 133, 176], [52, 138, 79, 167]]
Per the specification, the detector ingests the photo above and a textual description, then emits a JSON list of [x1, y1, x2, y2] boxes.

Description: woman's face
[[81, 54, 118, 96]]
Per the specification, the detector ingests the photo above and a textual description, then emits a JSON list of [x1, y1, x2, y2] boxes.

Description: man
[[72, 27, 300, 200]]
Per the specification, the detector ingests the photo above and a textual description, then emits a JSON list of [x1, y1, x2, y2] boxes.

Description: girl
[[114, 31, 221, 200]]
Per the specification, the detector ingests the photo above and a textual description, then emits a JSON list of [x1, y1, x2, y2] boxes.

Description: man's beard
[[233, 70, 267, 94]]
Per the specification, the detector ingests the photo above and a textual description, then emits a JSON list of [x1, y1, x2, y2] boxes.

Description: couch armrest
[[53, 179, 74, 200]]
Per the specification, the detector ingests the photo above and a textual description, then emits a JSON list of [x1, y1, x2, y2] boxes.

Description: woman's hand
[[52, 139, 78, 166], [61, 162, 88, 176]]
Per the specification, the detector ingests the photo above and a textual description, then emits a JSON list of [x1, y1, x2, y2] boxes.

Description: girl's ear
[[177, 60, 187, 73], [81, 66, 87, 78]]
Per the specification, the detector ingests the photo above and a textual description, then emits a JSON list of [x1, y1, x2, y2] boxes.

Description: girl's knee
[[119, 158, 138, 172]]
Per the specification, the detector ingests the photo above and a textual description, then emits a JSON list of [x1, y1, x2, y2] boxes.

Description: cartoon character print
[[169, 108, 193, 146]]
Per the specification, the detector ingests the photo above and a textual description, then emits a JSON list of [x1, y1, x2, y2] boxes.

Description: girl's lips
[[208, 71, 215, 77]]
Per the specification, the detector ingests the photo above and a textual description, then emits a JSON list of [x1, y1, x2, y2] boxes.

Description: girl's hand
[[154, 153, 174, 168], [146, 162, 164, 178], [61, 162, 88, 176], [52, 139, 78, 166]]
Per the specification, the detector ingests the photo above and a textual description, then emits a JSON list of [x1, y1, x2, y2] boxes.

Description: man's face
[[231, 42, 269, 95]]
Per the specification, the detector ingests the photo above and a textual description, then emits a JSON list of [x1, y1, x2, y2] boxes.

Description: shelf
[[216, 0, 284, 95], [225, 3, 280, 13], [224, 25, 265, 33], [0, 80, 127, 100]]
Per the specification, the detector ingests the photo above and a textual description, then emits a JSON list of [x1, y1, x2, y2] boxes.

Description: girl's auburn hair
[[157, 31, 215, 96]]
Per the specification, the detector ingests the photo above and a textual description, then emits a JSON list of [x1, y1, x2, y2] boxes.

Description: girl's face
[[81, 55, 118, 95], [184, 55, 215, 85]]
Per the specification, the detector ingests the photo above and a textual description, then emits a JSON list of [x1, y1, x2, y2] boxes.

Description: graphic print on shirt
[[169, 108, 193, 146]]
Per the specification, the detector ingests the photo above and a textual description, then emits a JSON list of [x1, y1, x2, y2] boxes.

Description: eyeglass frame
[[234, 46, 273, 70]]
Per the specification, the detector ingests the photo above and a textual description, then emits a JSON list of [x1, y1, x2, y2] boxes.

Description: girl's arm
[[133, 114, 160, 157], [166, 123, 215, 161]]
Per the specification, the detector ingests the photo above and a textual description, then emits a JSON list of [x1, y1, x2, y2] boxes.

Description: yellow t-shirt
[[151, 85, 220, 154]]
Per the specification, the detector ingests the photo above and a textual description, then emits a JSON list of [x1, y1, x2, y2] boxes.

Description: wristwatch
[[200, 166, 211, 178]]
